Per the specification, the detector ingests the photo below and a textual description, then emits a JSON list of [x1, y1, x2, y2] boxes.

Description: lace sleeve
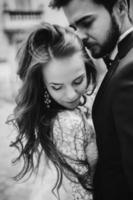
[[52, 110, 88, 175], [52, 110, 96, 200], [84, 116, 98, 172]]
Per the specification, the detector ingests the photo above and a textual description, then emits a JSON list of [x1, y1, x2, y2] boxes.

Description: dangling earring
[[44, 90, 51, 108]]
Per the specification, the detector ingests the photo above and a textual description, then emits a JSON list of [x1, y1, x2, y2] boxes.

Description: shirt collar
[[110, 27, 133, 60], [119, 27, 133, 42]]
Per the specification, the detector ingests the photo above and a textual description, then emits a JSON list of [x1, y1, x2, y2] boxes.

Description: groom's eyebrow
[[70, 15, 92, 28]]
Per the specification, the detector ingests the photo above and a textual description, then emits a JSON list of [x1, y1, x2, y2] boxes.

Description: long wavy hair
[[8, 23, 96, 193]]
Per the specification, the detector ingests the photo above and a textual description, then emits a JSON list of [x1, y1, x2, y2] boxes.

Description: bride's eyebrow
[[70, 14, 93, 28], [49, 82, 63, 86]]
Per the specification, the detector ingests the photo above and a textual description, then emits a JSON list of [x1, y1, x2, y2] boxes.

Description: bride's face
[[42, 52, 87, 109]]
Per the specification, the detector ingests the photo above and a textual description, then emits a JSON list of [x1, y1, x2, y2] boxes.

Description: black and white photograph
[[0, 0, 133, 200]]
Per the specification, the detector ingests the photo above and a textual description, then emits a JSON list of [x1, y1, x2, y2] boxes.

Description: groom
[[51, 0, 133, 199]]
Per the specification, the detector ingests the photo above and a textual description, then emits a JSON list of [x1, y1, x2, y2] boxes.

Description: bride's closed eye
[[73, 75, 85, 85], [51, 85, 63, 91]]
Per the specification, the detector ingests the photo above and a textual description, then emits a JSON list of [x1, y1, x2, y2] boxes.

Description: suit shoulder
[[118, 48, 133, 73], [113, 48, 133, 82]]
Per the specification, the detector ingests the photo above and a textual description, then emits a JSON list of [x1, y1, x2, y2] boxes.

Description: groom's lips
[[82, 39, 96, 50]]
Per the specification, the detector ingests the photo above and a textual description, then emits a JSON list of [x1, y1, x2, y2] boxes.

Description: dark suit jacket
[[92, 31, 133, 200]]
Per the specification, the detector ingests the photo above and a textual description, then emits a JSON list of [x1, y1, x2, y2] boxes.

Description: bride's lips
[[67, 98, 80, 104]]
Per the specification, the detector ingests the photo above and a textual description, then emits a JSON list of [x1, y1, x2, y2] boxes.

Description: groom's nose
[[75, 28, 87, 41]]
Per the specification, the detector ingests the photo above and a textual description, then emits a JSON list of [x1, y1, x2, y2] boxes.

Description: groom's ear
[[112, 0, 129, 21], [117, 0, 128, 13]]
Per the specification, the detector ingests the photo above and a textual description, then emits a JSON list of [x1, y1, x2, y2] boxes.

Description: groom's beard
[[84, 15, 120, 58], [99, 15, 120, 57]]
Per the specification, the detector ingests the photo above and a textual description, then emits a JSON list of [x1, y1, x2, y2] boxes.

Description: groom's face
[[63, 0, 120, 58]]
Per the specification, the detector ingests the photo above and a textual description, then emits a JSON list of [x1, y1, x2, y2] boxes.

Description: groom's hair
[[50, 0, 130, 13]]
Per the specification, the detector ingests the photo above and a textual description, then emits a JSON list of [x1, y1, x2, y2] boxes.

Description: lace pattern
[[53, 104, 98, 200]]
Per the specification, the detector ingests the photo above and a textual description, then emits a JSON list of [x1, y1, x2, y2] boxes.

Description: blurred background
[[0, 0, 133, 200]]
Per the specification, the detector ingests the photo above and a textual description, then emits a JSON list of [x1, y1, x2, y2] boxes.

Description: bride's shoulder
[[54, 109, 84, 131], [53, 109, 84, 135]]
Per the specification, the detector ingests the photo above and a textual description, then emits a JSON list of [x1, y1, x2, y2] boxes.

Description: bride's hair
[[8, 23, 96, 193]]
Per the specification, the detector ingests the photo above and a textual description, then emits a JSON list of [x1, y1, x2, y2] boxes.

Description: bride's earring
[[44, 90, 51, 108]]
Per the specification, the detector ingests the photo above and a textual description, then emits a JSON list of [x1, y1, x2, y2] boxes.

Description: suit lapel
[[92, 57, 120, 114], [93, 31, 133, 115], [118, 31, 133, 59]]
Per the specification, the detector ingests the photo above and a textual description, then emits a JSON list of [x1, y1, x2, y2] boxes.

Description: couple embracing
[[9, 0, 133, 199]]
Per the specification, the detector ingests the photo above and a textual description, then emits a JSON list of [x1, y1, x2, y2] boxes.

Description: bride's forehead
[[42, 53, 85, 81]]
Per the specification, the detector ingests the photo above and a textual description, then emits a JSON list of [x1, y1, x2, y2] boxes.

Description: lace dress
[[53, 101, 98, 200]]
